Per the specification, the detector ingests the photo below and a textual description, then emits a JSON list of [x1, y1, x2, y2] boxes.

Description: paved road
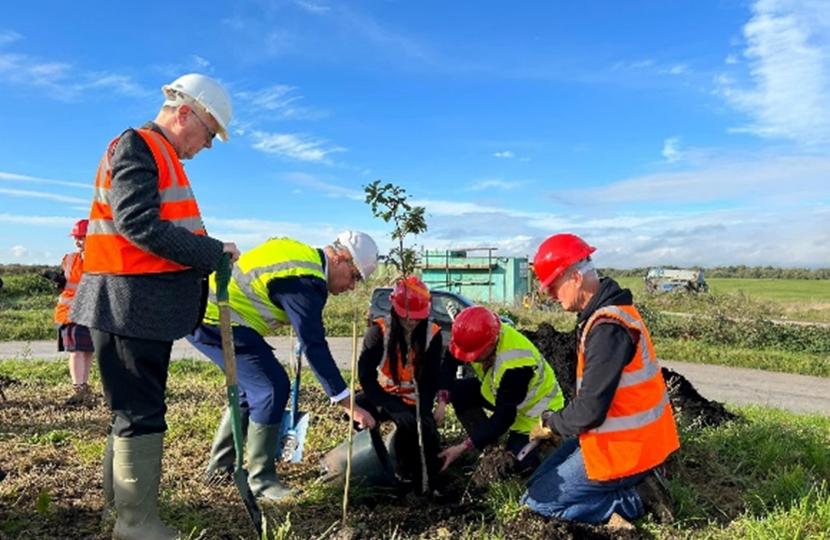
[[2, 338, 828, 416]]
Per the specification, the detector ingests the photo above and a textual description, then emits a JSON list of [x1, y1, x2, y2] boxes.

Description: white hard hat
[[162, 74, 233, 142], [335, 230, 379, 280]]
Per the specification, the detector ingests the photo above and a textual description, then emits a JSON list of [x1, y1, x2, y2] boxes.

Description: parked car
[[367, 286, 515, 356]]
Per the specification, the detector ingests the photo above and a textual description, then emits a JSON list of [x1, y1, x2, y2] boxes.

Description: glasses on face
[[344, 257, 362, 283], [190, 108, 217, 145]]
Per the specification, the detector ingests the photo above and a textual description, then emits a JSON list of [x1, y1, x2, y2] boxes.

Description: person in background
[[188, 231, 380, 502], [53, 219, 95, 406], [71, 73, 240, 540], [357, 276, 443, 490], [436, 306, 565, 473], [521, 233, 679, 525]]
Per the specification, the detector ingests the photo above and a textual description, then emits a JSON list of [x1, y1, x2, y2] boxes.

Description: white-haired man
[[521, 233, 679, 525]]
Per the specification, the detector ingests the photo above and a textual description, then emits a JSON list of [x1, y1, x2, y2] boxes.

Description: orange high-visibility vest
[[84, 129, 206, 275], [576, 305, 679, 481], [375, 316, 441, 406], [53, 252, 83, 325]]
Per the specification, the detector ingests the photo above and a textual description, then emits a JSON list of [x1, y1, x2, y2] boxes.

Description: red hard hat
[[449, 306, 501, 363], [70, 219, 89, 238], [533, 233, 595, 291], [390, 276, 431, 319]]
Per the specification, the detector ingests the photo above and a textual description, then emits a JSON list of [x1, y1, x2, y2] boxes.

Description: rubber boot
[[102, 433, 115, 522], [246, 421, 292, 502], [112, 433, 179, 540], [457, 406, 488, 437], [203, 407, 248, 486]]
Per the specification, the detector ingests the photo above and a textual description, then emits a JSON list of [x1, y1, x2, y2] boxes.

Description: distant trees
[[600, 266, 830, 280]]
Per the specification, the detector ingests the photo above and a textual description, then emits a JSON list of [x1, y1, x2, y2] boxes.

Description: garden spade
[[279, 338, 310, 463], [216, 254, 263, 537]]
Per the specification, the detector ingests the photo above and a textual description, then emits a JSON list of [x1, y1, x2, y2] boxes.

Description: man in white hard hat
[[186, 232, 380, 502], [71, 73, 240, 540]]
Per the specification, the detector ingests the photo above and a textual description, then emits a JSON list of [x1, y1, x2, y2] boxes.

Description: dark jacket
[[358, 319, 443, 415], [264, 253, 348, 399], [547, 277, 638, 437], [71, 122, 224, 341], [439, 351, 535, 449]]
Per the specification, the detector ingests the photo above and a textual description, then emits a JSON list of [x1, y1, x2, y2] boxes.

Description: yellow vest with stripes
[[204, 238, 325, 335], [472, 325, 564, 433]]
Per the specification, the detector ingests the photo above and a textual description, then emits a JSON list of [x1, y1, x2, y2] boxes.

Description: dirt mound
[[522, 322, 738, 428]]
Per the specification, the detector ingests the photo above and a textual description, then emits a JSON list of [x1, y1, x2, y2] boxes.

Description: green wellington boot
[[203, 407, 249, 486], [246, 421, 292, 502], [112, 433, 179, 540], [102, 433, 115, 522]]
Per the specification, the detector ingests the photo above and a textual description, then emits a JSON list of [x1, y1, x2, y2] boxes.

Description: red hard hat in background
[[533, 233, 595, 292], [449, 306, 501, 363], [390, 276, 431, 319], [70, 219, 89, 238]]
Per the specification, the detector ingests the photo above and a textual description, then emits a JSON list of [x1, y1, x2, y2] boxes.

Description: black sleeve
[[439, 348, 461, 394], [417, 331, 443, 411], [470, 366, 534, 449], [549, 322, 636, 437], [267, 275, 348, 398], [108, 129, 224, 274], [357, 324, 406, 413]]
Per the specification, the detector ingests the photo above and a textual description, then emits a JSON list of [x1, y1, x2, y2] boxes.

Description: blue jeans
[[187, 323, 290, 425], [520, 437, 649, 524]]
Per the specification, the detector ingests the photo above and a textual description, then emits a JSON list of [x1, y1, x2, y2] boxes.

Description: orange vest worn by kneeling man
[[84, 129, 206, 275], [576, 305, 680, 481]]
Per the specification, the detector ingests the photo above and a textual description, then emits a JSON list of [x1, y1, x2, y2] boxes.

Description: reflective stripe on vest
[[54, 252, 83, 325], [472, 325, 564, 433], [203, 238, 325, 335], [84, 129, 206, 275], [375, 316, 440, 406], [577, 304, 680, 481]]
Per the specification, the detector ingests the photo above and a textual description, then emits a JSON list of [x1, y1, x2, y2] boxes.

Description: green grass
[[2, 359, 829, 539], [654, 338, 830, 377]]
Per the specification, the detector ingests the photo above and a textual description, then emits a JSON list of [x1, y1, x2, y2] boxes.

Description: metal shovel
[[215, 254, 263, 536], [279, 338, 310, 463]]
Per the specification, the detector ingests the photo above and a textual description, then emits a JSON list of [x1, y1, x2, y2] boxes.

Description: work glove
[[529, 411, 560, 444]]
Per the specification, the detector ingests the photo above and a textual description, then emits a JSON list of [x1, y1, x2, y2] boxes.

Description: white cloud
[[715, 0, 830, 145], [666, 64, 688, 75], [0, 171, 91, 189], [559, 153, 830, 205], [493, 151, 515, 159], [292, 0, 331, 14], [464, 179, 527, 191], [662, 137, 682, 163], [282, 172, 363, 199], [0, 214, 77, 226], [236, 85, 327, 120], [250, 131, 345, 162], [10, 245, 28, 258], [0, 35, 151, 101], [0, 188, 88, 204], [725, 54, 739, 64], [0, 30, 22, 46]]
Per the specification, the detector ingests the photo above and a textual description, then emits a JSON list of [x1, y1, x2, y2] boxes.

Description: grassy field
[[1, 359, 828, 540], [616, 277, 830, 322]]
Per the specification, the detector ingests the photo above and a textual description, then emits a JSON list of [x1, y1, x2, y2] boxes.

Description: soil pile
[[522, 322, 738, 428]]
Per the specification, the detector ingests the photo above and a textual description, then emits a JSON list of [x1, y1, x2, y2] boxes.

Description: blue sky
[[1, 0, 828, 269]]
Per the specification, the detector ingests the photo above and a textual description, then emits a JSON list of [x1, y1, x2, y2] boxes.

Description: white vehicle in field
[[644, 268, 709, 293]]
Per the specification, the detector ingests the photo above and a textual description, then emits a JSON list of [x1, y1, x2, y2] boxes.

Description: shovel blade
[[233, 468, 263, 537], [278, 411, 310, 463]]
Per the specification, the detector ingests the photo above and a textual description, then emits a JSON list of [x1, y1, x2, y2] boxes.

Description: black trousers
[[92, 330, 173, 437], [354, 391, 442, 488]]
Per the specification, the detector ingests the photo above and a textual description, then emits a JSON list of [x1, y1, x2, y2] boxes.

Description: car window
[[432, 292, 469, 322]]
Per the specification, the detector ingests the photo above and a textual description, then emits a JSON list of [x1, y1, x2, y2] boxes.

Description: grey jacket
[[70, 122, 225, 341]]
